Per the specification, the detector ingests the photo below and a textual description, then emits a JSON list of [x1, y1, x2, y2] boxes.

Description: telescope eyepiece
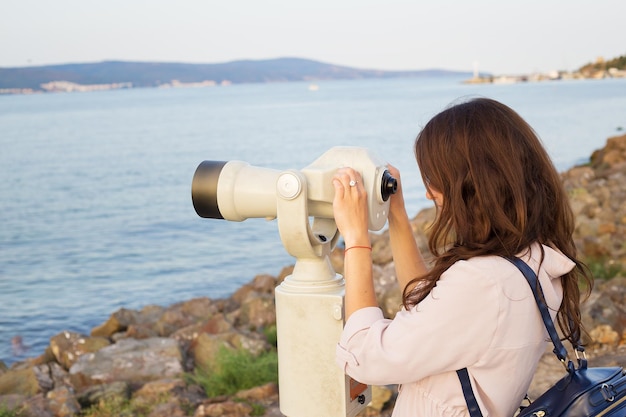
[[380, 170, 398, 202]]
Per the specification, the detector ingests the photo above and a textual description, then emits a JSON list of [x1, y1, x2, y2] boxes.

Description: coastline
[[2, 133, 626, 416], [464, 66, 626, 85]]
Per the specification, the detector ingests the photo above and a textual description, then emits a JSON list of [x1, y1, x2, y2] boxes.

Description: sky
[[1, 0, 624, 75]]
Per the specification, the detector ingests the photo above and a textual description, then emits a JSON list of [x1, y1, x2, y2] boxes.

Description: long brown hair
[[403, 97, 592, 345]]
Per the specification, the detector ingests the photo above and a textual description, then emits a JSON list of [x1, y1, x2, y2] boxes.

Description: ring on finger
[[349, 180, 357, 187]]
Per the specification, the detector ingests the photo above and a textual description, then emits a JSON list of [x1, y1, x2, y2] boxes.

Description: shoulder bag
[[457, 256, 626, 417]]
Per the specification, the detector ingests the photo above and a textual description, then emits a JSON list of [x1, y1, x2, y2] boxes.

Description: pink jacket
[[336, 244, 575, 416]]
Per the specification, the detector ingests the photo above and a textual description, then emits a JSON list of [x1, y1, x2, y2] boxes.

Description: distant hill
[[0, 57, 472, 92]]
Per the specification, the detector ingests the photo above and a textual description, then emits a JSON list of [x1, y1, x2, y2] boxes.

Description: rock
[[368, 385, 394, 412], [581, 277, 626, 346], [124, 322, 161, 339], [92, 305, 167, 339], [232, 274, 277, 304], [238, 294, 276, 328], [234, 382, 278, 401], [371, 233, 393, 265], [589, 324, 620, 346], [32, 364, 54, 392], [0, 365, 41, 396], [0, 394, 27, 412], [147, 401, 188, 417], [154, 298, 218, 337], [180, 297, 220, 319], [69, 337, 183, 390], [76, 381, 130, 407], [275, 265, 295, 285], [49, 331, 111, 370], [21, 393, 54, 417], [374, 263, 403, 319], [194, 399, 253, 417], [132, 378, 206, 415], [189, 329, 270, 372], [48, 362, 72, 390], [90, 308, 140, 337], [200, 313, 235, 335], [45, 386, 80, 417], [590, 134, 626, 168]]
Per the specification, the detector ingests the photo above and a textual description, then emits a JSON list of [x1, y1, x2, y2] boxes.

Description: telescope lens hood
[[380, 170, 398, 201], [192, 160, 227, 219]]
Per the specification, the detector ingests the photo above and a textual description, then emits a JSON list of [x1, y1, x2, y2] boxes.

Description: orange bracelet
[[344, 245, 372, 253]]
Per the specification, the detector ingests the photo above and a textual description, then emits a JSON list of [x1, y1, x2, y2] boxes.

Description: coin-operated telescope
[[191, 147, 397, 417]]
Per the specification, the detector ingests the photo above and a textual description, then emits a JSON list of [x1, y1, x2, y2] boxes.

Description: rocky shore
[[2, 134, 626, 416]]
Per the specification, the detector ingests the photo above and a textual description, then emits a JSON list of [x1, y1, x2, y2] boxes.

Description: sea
[[1, 76, 625, 365]]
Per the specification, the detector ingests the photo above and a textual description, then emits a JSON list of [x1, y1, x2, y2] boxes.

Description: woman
[[332, 98, 592, 416]]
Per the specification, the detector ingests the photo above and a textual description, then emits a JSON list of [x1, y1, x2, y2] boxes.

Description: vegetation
[[233, 398, 267, 417], [585, 256, 624, 281], [187, 346, 278, 398], [579, 54, 626, 72], [263, 324, 278, 347], [80, 397, 138, 417], [79, 393, 180, 417], [0, 405, 23, 417]]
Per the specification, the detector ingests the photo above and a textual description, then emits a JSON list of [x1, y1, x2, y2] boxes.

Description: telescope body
[[192, 147, 395, 231]]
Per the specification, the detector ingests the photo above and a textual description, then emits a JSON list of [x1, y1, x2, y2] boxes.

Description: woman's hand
[[333, 167, 377, 319], [386, 164, 408, 222], [332, 167, 370, 247]]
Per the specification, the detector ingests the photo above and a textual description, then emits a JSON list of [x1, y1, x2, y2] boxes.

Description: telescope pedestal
[[275, 258, 371, 417]]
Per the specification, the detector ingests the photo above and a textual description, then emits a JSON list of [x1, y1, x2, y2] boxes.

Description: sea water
[[1, 76, 625, 364]]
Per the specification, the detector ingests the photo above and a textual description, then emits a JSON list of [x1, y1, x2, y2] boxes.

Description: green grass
[[0, 405, 23, 417], [585, 256, 624, 281], [79, 397, 141, 417], [263, 325, 278, 347], [188, 346, 278, 398], [79, 393, 179, 417], [233, 398, 267, 416]]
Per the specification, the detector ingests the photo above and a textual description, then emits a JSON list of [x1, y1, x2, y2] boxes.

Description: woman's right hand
[[332, 167, 370, 248]]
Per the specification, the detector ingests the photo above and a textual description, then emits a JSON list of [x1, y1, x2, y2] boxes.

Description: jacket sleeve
[[335, 260, 501, 386]]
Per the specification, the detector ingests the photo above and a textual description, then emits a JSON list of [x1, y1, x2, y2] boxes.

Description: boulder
[[131, 378, 188, 412], [237, 294, 276, 328], [147, 402, 188, 417], [194, 400, 253, 417], [138, 297, 222, 338], [45, 386, 80, 417], [190, 332, 268, 371], [69, 337, 183, 390], [232, 274, 277, 304], [20, 393, 53, 417], [0, 365, 41, 396], [234, 382, 278, 401], [200, 313, 235, 334], [90, 308, 140, 337], [76, 381, 130, 407], [49, 331, 111, 370]]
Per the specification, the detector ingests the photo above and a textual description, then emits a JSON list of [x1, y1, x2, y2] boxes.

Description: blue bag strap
[[457, 368, 484, 417], [504, 257, 570, 362]]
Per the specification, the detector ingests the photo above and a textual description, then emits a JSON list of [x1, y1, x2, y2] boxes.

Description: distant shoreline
[[464, 66, 626, 85], [3, 55, 625, 95], [3, 70, 626, 96], [0, 57, 471, 95]]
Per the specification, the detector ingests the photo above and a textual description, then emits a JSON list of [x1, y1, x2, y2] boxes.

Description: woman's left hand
[[332, 167, 370, 247]]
